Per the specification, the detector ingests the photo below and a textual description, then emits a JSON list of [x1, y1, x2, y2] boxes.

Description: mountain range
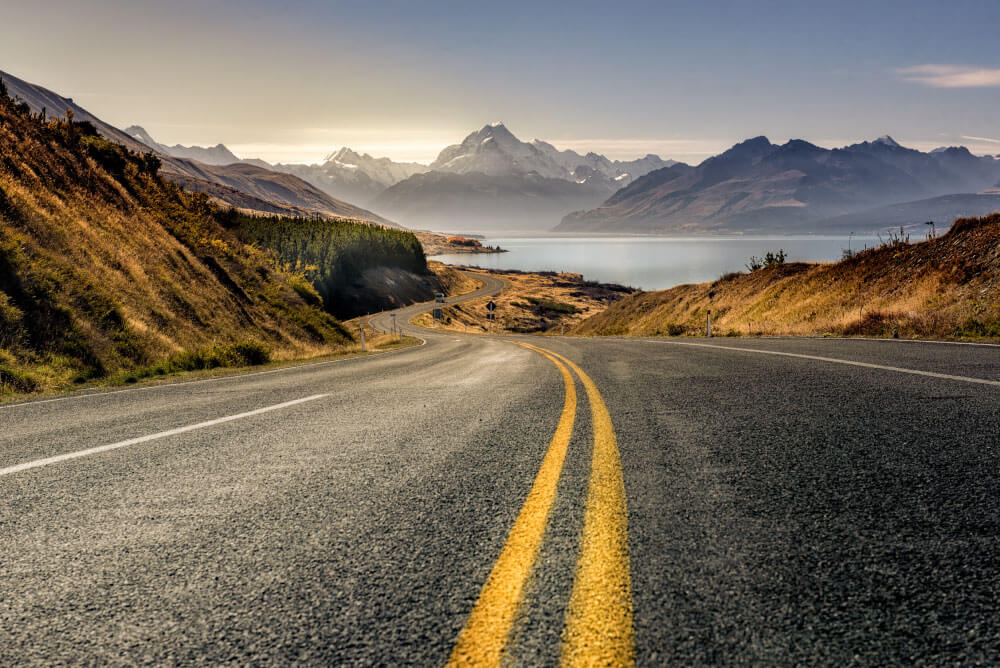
[[127, 120, 678, 233], [4, 69, 998, 236], [558, 135, 1000, 234], [270, 148, 428, 207], [371, 123, 675, 232]]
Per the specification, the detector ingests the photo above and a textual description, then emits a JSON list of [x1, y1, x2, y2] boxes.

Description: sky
[[4, 0, 1000, 165]]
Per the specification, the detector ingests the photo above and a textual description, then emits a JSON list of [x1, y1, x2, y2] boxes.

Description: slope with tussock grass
[[0, 89, 405, 396], [573, 214, 1000, 340]]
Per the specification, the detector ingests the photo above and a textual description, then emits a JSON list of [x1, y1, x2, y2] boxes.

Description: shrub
[[0, 362, 37, 394], [747, 249, 786, 272]]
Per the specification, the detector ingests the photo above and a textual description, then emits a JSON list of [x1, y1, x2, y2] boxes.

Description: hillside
[[558, 136, 1000, 234], [573, 214, 1000, 340], [0, 89, 423, 395], [1, 70, 390, 225]]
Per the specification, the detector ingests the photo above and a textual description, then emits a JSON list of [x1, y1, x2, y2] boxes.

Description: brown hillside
[[0, 92, 353, 394], [573, 215, 1000, 340]]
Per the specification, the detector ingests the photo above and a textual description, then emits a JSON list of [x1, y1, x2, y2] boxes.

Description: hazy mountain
[[271, 148, 428, 206], [557, 135, 1000, 234], [373, 170, 613, 232], [529, 139, 675, 185], [125, 125, 260, 167], [374, 123, 675, 232], [0, 70, 391, 225]]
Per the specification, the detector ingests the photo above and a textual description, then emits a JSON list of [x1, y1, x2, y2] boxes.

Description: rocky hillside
[[573, 214, 1000, 340]]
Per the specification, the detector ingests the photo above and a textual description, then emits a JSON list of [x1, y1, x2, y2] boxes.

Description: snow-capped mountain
[[372, 123, 677, 232], [271, 149, 428, 206], [428, 122, 674, 185]]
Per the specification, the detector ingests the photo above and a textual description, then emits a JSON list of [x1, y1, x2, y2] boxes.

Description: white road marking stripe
[[655, 341, 1000, 387], [0, 394, 329, 477]]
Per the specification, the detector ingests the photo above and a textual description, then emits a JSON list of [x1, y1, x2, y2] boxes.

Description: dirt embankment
[[573, 214, 1000, 341], [414, 267, 635, 334]]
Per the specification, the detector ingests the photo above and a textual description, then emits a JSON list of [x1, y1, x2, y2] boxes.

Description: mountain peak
[[327, 147, 366, 164], [124, 125, 163, 150], [873, 135, 901, 148]]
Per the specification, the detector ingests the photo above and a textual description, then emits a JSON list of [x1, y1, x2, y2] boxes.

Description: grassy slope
[[573, 214, 1000, 340], [0, 96, 358, 395]]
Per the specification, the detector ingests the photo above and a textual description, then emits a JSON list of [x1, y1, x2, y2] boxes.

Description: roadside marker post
[[486, 300, 497, 336], [359, 324, 366, 351], [707, 310, 713, 338]]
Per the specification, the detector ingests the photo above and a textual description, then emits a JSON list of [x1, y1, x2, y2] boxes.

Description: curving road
[[2, 272, 999, 665]]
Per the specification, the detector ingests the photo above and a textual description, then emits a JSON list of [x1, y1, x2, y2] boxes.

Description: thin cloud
[[897, 64, 1000, 88], [962, 135, 1000, 144]]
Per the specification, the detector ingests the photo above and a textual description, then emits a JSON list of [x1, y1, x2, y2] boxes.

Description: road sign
[[486, 300, 496, 312], [433, 308, 443, 320]]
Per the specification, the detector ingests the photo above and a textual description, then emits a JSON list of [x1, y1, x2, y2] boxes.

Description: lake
[[430, 236, 877, 291]]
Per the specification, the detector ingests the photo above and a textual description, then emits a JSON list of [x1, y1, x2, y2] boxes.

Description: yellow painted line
[[447, 343, 577, 667], [536, 347, 635, 668]]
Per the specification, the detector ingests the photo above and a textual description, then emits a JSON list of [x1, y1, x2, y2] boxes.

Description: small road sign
[[486, 300, 496, 312]]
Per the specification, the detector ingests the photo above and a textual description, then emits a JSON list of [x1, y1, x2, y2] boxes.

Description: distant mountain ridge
[[125, 125, 271, 168], [558, 135, 1000, 234]]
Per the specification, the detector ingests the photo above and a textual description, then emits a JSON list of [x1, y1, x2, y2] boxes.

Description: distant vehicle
[[435, 293, 446, 303]]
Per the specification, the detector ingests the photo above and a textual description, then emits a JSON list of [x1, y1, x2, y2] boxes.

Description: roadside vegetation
[[0, 83, 420, 399], [573, 214, 1000, 340], [226, 211, 429, 317]]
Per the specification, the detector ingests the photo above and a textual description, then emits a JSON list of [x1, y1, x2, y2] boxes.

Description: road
[[2, 272, 999, 665]]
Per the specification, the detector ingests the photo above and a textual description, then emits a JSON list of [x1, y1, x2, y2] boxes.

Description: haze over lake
[[431, 236, 877, 290]]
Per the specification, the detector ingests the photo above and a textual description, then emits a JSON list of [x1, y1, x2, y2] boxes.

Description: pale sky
[[4, 0, 1000, 165]]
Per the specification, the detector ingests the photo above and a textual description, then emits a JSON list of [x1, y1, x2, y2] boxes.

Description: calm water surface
[[431, 236, 877, 290]]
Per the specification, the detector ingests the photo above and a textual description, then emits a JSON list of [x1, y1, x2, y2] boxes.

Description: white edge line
[[651, 340, 1000, 387], [0, 394, 329, 477]]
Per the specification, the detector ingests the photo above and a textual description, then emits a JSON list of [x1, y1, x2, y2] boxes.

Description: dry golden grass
[[574, 215, 1000, 341], [413, 267, 634, 334], [0, 101, 356, 397]]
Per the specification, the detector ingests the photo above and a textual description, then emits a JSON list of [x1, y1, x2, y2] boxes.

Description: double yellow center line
[[447, 342, 634, 667]]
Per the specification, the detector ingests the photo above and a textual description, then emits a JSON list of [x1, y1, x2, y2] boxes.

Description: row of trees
[[224, 212, 428, 313]]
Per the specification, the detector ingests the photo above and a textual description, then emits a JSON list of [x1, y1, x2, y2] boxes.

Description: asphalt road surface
[[2, 272, 999, 665]]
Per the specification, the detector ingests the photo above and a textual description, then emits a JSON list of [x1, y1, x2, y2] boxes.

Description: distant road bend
[[3, 271, 999, 664]]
